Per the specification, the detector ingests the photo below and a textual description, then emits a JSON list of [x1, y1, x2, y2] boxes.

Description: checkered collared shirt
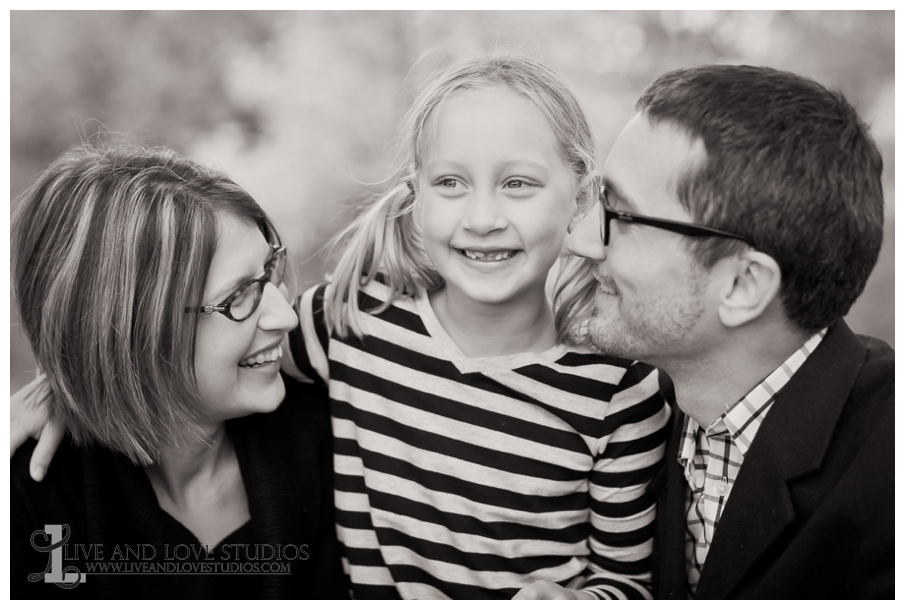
[[679, 329, 827, 596]]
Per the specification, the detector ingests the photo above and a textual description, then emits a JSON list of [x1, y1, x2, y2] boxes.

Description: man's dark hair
[[637, 64, 884, 333]]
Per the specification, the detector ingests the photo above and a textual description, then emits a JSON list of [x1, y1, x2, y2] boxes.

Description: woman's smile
[[238, 344, 283, 369]]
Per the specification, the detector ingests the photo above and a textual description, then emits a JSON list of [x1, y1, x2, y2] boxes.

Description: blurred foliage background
[[10, 10, 895, 392]]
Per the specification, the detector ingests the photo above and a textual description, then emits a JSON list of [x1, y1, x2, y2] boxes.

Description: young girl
[[285, 55, 669, 600], [13, 55, 669, 600]]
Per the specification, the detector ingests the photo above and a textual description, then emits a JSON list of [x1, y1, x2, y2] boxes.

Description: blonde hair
[[326, 54, 600, 339], [12, 142, 278, 465], [552, 254, 601, 346]]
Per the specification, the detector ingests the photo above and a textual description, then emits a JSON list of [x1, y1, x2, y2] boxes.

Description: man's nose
[[565, 201, 606, 261]]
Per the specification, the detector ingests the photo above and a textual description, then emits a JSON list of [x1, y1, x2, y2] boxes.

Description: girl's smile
[[458, 248, 519, 262]]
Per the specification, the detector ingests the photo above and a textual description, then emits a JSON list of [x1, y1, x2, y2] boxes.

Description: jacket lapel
[[654, 407, 694, 599], [693, 321, 866, 598]]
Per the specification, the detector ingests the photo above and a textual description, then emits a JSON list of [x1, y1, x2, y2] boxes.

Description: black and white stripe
[[290, 279, 669, 599]]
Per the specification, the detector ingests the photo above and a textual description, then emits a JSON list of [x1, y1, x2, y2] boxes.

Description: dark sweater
[[11, 374, 349, 599]]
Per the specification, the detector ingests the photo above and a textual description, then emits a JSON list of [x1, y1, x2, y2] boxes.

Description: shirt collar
[[679, 328, 827, 460]]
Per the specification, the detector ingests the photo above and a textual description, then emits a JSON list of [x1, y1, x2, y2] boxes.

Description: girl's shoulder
[[554, 343, 640, 371], [297, 273, 420, 344], [359, 273, 417, 311], [302, 273, 410, 309], [550, 346, 660, 393]]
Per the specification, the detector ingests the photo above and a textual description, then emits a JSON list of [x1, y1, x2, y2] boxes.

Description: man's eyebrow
[[601, 178, 639, 212]]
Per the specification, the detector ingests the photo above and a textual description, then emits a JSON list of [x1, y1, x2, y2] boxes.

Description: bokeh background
[[10, 10, 895, 392]]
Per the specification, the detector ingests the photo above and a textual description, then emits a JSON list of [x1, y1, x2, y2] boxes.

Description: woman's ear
[[716, 251, 782, 328]]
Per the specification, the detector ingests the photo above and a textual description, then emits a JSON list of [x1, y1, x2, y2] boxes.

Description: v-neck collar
[[79, 409, 321, 599], [415, 290, 567, 375], [82, 445, 250, 550]]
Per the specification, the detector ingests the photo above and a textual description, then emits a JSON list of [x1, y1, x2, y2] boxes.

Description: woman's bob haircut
[[12, 141, 278, 465]]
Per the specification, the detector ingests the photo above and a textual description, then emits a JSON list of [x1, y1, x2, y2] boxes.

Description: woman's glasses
[[185, 244, 287, 322]]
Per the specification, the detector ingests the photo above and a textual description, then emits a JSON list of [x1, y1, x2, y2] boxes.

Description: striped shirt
[[679, 329, 827, 595], [288, 279, 670, 599]]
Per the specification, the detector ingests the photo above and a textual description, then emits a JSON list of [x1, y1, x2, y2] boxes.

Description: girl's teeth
[[463, 250, 514, 261]]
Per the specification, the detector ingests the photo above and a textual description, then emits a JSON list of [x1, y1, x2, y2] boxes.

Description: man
[[565, 65, 893, 599]]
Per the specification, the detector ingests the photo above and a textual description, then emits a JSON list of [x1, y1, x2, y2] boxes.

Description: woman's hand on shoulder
[[10, 373, 65, 482]]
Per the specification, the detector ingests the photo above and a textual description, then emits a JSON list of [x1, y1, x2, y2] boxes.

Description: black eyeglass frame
[[184, 243, 287, 322], [598, 190, 754, 248]]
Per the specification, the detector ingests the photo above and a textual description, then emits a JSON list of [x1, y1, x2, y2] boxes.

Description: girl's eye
[[439, 178, 459, 188], [504, 179, 524, 189]]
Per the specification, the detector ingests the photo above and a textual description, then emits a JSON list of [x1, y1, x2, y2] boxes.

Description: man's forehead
[[603, 113, 705, 217]]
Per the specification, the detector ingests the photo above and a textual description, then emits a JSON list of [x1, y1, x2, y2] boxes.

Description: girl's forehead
[[429, 85, 539, 125], [420, 86, 561, 156]]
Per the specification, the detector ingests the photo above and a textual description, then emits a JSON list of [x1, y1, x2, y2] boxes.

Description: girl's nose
[[462, 192, 508, 235]]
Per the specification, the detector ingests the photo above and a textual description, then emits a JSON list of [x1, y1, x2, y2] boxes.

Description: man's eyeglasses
[[594, 189, 754, 248], [185, 244, 287, 322]]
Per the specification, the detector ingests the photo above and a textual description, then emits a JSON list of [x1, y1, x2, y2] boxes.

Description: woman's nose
[[257, 282, 299, 332]]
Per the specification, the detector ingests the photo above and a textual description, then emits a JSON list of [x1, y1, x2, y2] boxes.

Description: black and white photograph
[[9, 10, 894, 600]]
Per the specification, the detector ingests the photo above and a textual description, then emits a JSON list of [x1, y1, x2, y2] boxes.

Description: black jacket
[[652, 321, 894, 599]]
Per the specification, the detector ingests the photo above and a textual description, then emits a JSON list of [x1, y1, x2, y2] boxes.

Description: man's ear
[[716, 251, 782, 328]]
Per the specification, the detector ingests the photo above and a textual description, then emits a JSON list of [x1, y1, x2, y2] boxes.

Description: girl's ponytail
[[325, 180, 440, 338]]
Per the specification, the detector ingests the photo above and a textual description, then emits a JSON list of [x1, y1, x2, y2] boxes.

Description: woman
[[10, 143, 347, 599]]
